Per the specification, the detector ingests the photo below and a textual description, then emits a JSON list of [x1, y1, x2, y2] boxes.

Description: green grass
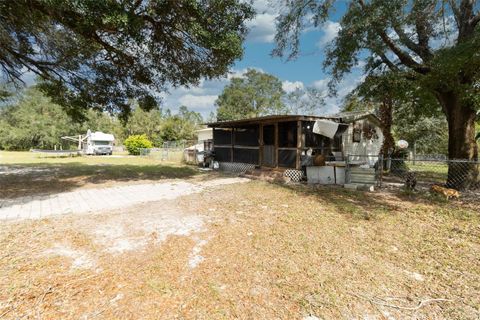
[[0, 151, 200, 198], [408, 162, 449, 181]]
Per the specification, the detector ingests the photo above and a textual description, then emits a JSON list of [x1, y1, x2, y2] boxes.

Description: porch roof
[[206, 112, 380, 128], [206, 114, 339, 128]]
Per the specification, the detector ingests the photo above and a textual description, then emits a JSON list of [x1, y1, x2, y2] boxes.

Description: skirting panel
[[218, 162, 256, 174], [284, 169, 304, 182]]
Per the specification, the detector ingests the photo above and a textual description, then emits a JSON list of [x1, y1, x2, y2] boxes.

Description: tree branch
[[470, 11, 480, 27], [378, 31, 430, 74], [448, 0, 461, 27], [412, 1, 435, 61], [356, 0, 430, 74], [457, 0, 477, 41], [379, 53, 399, 72], [392, 24, 432, 62]]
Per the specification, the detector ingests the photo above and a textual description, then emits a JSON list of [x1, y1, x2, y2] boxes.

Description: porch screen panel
[[278, 122, 297, 148], [263, 125, 275, 145], [233, 148, 259, 164], [214, 147, 231, 162], [278, 149, 296, 168], [234, 126, 259, 146], [213, 128, 232, 145], [304, 121, 322, 148]]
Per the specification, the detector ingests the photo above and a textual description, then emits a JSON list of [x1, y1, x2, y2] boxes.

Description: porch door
[[262, 125, 275, 167]]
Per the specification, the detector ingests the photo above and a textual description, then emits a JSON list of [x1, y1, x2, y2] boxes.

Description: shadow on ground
[[278, 183, 403, 220], [277, 180, 479, 219], [0, 162, 201, 199]]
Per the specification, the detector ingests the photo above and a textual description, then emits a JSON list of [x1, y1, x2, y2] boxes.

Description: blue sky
[[163, 0, 364, 117]]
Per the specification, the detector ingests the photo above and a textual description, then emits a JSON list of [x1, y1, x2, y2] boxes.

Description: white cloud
[[246, 12, 277, 43], [353, 60, 366, 70], [244, 0, 282, 43], [312, 79, 329, 91], [178, 94, 218, 110], [227, 67, 264, 80], [317, 21, 341, 48], [282, 80, 304, 93], [250, 0, 277, 14]]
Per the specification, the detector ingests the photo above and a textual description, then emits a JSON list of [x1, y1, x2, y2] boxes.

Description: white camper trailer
[[84, 130, 115, 155]]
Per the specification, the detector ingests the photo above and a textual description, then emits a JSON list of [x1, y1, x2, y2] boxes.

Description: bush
[[124, 134, 153, 155]]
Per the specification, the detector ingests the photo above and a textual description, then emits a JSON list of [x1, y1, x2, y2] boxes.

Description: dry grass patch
[[0, 179, 479, 319]]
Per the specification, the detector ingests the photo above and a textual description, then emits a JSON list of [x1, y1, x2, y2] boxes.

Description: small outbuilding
[[207, 112, 383, 181]]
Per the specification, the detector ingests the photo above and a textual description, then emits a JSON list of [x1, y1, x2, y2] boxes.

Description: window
[[352, 123, 362, 143], [93, 140, 111, 145]]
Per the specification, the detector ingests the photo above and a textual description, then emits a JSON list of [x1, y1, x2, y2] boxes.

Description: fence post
[[162, 142, 168, 161], [345, 155, 350, 184], [379, 154, 383, 188]]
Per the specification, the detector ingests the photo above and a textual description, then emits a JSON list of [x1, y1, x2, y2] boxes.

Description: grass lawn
[[0, 151, 200, 198], [0, 169, 479, 319]]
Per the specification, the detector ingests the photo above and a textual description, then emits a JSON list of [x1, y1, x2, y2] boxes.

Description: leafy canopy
[[273, 0, 480, 110], [0, 0, 254, 119], [215, 69, 287, 120], [284, 86, 326, 115], [0, 87, 203, 150]]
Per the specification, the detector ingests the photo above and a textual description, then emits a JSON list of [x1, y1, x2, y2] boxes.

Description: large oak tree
[[0, 0, 253, 119], [274, 0, 480, 189]]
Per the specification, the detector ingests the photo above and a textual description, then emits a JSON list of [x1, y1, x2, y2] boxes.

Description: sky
[[162, 0, 364, 118]]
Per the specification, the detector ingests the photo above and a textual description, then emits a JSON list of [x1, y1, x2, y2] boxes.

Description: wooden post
[[259, 124, 263, 166], [296, 120, 302, 170], [274, 122, 279, 168]]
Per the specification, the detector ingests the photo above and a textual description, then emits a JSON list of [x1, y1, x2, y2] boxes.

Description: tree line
[[0, 87, 203, 151], [1, 0, 479, 188]]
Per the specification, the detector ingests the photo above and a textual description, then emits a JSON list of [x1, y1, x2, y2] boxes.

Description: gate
[[345, 155, 383, 187]]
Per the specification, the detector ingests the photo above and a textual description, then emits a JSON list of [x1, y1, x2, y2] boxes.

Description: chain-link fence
[[139, 140, 198, 163], [384, 158, 480, 191], [345, 155, 480, 191]]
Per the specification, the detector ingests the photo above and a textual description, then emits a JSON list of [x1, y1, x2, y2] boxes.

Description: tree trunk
[[379, 97, 394, 158], [437, 91, 479, 190]]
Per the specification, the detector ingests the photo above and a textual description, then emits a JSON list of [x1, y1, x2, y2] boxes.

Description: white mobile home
[[84, 130, 115, 155]]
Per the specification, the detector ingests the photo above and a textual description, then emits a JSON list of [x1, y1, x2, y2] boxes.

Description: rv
[[84, 130, 115, 155]]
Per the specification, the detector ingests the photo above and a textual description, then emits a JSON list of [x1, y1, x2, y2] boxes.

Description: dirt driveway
[[0, 177, 248, 220], [0, 173, 479, 319]]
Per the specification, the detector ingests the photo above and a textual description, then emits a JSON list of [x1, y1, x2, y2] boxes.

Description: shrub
[[124, 134, 153, 155]]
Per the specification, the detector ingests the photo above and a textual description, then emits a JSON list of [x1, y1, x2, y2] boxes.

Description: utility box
[[307, 166, 345, 185], [307, 166, 334, 184]]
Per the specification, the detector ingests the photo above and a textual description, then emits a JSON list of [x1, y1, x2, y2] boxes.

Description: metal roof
[[206, 114, 341, 128], [206, 112, 380, 128], [324, 111, 381, 124]]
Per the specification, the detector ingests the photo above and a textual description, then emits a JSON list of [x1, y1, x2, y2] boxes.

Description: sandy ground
[[0, 178, 479, 319], [0, 177, 249, 220]]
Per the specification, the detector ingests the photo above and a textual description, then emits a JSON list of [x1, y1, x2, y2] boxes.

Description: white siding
[[342, 118, 383, 163], [197, 128, 213, 142]]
